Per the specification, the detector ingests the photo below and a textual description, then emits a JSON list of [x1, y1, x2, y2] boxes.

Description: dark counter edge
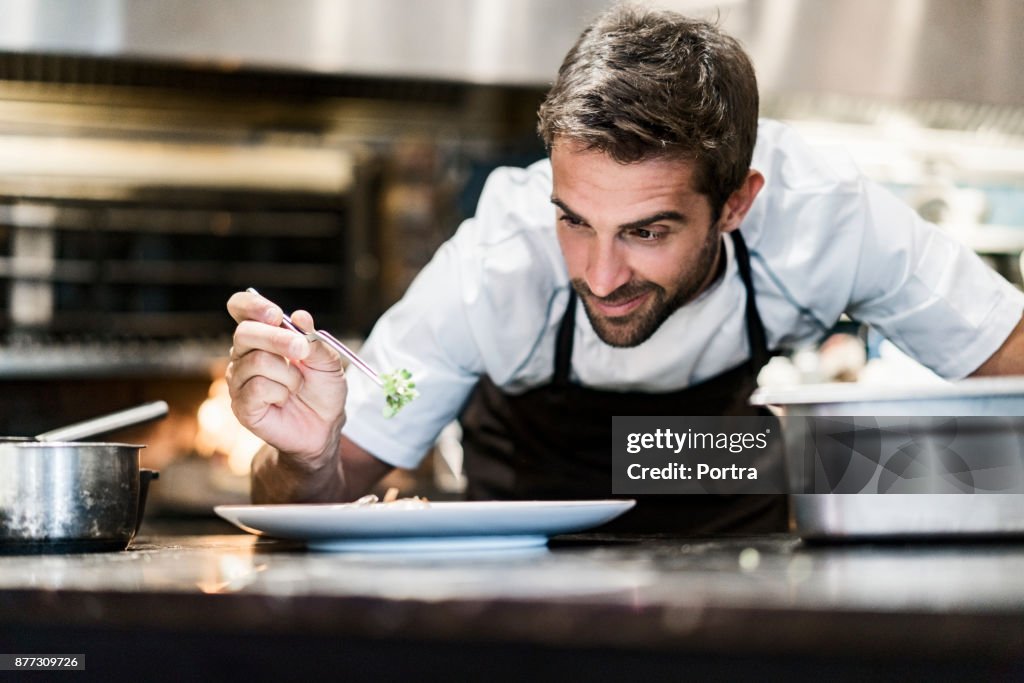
[[2, 586, 1024, 662]]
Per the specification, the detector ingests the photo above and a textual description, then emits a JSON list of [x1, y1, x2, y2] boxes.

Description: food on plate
[[351, 487, 430, 509]]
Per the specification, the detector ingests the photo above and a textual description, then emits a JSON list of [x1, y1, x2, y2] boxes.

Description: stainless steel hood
[[1, 0, 1022, 105], [0, 0, 615, 86], [737, 0, 1024, 107]]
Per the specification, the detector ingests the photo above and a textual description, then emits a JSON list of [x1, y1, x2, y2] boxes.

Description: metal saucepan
[[0, 401, 169, 554]]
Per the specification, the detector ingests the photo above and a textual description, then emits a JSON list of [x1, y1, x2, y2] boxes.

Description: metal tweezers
[[246, 287, 383, 387]]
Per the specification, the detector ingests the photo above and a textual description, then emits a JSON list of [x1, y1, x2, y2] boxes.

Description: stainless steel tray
[[793, 494, 1024, 540], [754, 377, 1024, 539], [751, 376, 1024, 417]]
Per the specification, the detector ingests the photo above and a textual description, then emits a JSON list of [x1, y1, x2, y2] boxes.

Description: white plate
[[214, 499, 636, 552], [305, 535, 551, 553]]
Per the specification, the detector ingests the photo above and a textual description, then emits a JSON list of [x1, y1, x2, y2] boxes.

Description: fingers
[[228, 346, 304, 394], [290, 309, 314, 331], [225, 291, 348, 450], [226, 346, 304, 419], [227, 290, 282, 326], [230, 373, 295, 423], [233, 320, 309, 360], [226, 290, 340, 373], [288, 309, 344, 372]]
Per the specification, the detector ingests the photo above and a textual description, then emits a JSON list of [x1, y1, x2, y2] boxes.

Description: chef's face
[[551, 139, 760, 348]]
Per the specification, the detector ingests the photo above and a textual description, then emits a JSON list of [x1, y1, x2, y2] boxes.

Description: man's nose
[[585, 239, 631, 298]]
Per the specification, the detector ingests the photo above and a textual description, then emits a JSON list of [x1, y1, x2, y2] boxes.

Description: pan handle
[[134, 469, 160, 537], [35, 401, 170, 442]]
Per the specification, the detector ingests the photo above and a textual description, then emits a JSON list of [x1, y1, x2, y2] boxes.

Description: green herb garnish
[[381, 368, 418, 418]]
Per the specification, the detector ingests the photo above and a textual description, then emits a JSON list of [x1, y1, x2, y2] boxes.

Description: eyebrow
[[551, 197, 686, 231]]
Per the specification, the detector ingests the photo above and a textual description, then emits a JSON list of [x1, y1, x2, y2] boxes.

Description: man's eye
[[630, 228, 662, 241], [559, 214, 585, 227]]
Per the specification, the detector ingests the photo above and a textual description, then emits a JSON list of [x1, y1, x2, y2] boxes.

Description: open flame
[[194, 377, 263, 476]]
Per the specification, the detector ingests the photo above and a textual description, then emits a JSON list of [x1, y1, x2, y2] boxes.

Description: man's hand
[[225, 290, 348, 464]]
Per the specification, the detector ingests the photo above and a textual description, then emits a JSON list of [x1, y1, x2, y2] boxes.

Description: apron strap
[[553, 289, 577, 388], [730, 230, 772, 370]]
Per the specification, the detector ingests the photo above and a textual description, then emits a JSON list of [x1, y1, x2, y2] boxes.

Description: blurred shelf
[[0, 337, 228, 378]]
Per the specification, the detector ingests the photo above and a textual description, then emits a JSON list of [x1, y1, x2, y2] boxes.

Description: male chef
[[225, 6, 1024, 533]]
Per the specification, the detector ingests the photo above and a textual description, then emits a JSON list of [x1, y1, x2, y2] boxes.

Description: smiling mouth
[[588, 290, 651, 319]]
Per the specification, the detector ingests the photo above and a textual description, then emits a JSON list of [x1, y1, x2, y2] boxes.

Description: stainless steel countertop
[[4, 530, 1024, 680], [3, 532, 1024, 658]]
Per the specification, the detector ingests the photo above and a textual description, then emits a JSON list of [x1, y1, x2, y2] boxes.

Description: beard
[[572, 227, 724, 348]]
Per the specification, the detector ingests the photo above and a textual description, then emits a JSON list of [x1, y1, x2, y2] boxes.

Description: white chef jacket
[[343, 119, 1024, 469]]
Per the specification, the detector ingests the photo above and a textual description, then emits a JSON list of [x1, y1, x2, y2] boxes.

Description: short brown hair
[[537, 5, 759, 214]]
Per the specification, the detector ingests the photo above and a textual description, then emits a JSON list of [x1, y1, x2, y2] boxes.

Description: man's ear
[[718, 170, 765, 233]]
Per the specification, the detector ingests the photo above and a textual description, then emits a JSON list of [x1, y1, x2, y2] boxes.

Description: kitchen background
[[1, 0, 1022, 512]]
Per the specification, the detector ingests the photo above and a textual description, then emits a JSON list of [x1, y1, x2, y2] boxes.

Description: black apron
[[459, 231, 789, 534]]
